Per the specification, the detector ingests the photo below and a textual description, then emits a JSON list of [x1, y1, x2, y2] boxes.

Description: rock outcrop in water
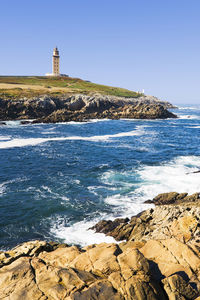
[[91, 192, 200, 243], [148, 191, 200, 205], [0, 94, 177, 123], [1, 192, 200, 299]]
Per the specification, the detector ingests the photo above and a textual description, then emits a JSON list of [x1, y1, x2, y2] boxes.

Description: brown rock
[[140, 238, 200, 290], [119, 241, 146, 252], [153, 192, 179, 205], [162, 274, 199, 299], [72, 243, 121, 276], [124, 277, 167, 300], [0, 257, 44, 300], [71, 280, 124, 300], [117, 248, 149, 280], [89, 218, 129, 236], [91, 198, 200, 244], [39, 245, 81, 268], [170, 215, 198, 242], [152, 192, 200, 205], [0, 240, 54, 268], [31, 96, 177, 123], [0, 237, 200, 299], [183, 192, 200, 203], [31, 257, 97, 299]]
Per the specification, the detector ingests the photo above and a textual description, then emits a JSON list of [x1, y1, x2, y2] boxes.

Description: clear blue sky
[[1, 0, 200, 104]]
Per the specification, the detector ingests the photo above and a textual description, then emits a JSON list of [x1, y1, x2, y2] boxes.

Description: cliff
[[0, 94, 177, 124], [0, 76, 177, 123]]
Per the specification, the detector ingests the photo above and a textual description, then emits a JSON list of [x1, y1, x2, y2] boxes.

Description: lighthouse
[[46, 47, 68, 77], [46, 47, 61, 77], [52, 47, 60, 76]]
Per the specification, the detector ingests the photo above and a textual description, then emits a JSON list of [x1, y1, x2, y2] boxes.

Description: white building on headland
[[46, 47, 68, 77]]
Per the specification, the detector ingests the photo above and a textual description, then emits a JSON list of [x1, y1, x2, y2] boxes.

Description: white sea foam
[[58, 121, 89, 125], [52, 155, 200, 246], [52, 193, 154, 245], [0, 183, 6, 196], [41, 131, 56, 134], [104, 195, 154, 218], [120, 118, 138, 121], [51, 218, 117, 246], [0, 138, 52, 149], [41, 185, 55, 194], [177, 114, 200, 120], [135, 156, 200, 200], [72, 179, 81, 185], [0, 136, 11, 141], [60, 196, 69, 202], [4, 120, 22, 126], [178, 106, 200, 110], [35, 185, 71, 203], [88, 185, 117, 197], [88, 119, 110, 123], [102, 155, 200, 216], [57, 119, 110, 125], [0, 126, 147, 149], [0, 177, 28, 196], [99, 163, 109, 168], [2, 120, 36, 127]]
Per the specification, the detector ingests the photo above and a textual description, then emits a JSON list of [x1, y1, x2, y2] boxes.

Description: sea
[[0, 105, 200, 250]]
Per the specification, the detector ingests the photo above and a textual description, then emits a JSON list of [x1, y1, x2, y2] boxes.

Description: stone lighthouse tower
[[46, 47, 67, 77], [52, 47, 60, 76]]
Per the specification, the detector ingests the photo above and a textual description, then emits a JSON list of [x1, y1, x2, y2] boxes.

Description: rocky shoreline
[[0, 94, 177, 124], [1, 192, 200, 299]]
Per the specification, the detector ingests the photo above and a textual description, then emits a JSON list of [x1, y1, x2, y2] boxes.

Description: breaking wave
[[0, 126, 148, 149]]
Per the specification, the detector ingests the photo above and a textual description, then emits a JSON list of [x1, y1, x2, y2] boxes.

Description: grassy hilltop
[[0, 76, 142, 99]]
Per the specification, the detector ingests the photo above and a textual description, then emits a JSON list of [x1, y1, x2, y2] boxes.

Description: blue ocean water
[[0, 106, 200, 249]]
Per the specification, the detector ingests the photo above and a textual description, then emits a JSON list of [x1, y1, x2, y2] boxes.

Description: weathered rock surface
[[0, 93, 177, 123], [0, 238, 199, 299], [151, 191, 200, 205], [162, 274, 198, 300], [35, 102, 176, 123]]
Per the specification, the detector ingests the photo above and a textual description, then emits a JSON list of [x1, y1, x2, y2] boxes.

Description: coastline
[[0, 192, 200, 299], [1, 104, 200, 299], [0, 93, 177, 124]]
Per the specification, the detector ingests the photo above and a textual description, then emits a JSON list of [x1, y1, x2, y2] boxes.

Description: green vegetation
[[0, 88, 59, 99], [0, 76, 142, 99]]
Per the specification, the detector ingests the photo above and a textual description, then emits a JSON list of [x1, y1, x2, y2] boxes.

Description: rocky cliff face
[[1, 192, 200, 299], [0, 94, 177, 123]]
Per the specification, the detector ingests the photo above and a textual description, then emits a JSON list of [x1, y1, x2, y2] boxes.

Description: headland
[[0, 76, 177, 124]]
